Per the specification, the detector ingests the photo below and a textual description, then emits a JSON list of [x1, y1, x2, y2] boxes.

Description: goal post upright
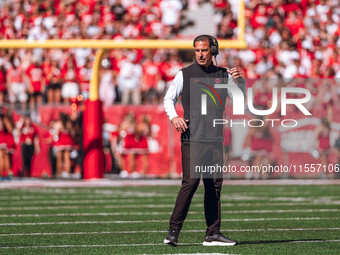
[[0, 1, 246, 179], [83, 48, 106, 179]]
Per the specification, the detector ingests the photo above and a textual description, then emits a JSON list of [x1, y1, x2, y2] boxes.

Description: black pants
[[21, 144, 34, 177], [49, 147, 57, 177], [169, 140, 223, 236]]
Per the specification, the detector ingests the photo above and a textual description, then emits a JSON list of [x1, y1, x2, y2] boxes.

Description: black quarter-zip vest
[[181, 61, 229, 142]]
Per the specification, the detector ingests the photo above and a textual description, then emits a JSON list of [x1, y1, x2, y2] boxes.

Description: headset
[[193, 34, 219, 56]]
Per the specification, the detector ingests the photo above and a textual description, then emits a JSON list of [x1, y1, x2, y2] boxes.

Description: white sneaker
[[119, 170, 129, 178], [61, 172, 70, 179], [73, 173, 81, 179], [203, 233, 237, 246], [130, 172, 140, 179]]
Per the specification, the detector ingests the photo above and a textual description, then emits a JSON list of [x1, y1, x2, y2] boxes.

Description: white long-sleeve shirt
[[163, 70, 246, 121], [163, 70, 184, 121]]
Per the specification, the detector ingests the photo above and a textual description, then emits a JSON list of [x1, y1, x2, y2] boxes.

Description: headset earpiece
[[209, 36, 219, 56]]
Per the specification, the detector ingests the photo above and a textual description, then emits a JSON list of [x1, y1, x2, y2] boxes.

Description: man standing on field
[[163, 34, 246, 246]]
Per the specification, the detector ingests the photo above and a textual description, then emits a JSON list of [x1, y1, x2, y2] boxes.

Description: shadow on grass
[[171, 239, 326, 247], [238, 239, 323, 245]]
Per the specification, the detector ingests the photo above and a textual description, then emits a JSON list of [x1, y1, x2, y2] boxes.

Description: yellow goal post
[[0, 0, 246, 178], [0, 1, 246, 100]]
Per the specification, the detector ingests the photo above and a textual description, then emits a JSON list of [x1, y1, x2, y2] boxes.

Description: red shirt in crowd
[[20, 124, 38, 145], [127, 4, 145, 19], [80, 11, 93, 26], [41, 62, 52, 85], [212, 0, 228, 10], [101, 6, 116, 25], [78, 65, 91, 93], [282, 2, 300, 15], [145, 20, 165, 38], [25, 64, 45, 92], [251, 5, 268, 29], [284, 13, 304, 36], [142, 60, 159, 90], [159, 60, 183, 83], [64, 4, 77, 25], [123, 21, 143, 39], [7, 66, 24, 84], [0, 70, 6, 92], [2, 24, 15, 39], [79, 0, 96, 12]]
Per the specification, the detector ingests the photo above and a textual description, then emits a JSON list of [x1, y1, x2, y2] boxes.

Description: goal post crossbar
[[0, 0, 246, 99], [0, 0, 246, 50], [0, 1, 246, 179], [0, 39, 246, 49]]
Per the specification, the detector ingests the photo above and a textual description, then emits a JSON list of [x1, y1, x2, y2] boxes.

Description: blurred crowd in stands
[[218, 0, 340, 80], [0, 0, 187, 109], [0, 105, 155, 179], [0, 106, 84, 179], [0, 0, 340, 179], [0, 0, 338, 110], [107, 112, 152, 179]]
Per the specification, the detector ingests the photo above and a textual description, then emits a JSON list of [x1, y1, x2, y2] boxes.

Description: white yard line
[[0, 195, 175, 201], [0, 209, 338, 218], [1, 179, 340, 189], [1, 190, 339, 203], [1, 190, 337, 199], [1, 201, 340, 211], [160, 254, 239, 255], [159, 254, 239, 255], [0, 199, 178, 205], [1, 228, 340, 237], [1, 240, 340, 249], [0, 243, 197, 249], [1, 196, 338, 205], [0, 217, 338, 226]]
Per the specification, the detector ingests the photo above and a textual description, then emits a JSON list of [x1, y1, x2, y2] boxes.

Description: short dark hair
[[193, 35, 212, 47]]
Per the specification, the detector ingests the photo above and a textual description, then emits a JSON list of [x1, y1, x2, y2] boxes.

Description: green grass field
[[0, 183, 339, 254]]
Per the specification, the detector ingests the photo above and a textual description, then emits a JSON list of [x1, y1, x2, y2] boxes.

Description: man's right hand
[[171, 116, 188, 133]]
